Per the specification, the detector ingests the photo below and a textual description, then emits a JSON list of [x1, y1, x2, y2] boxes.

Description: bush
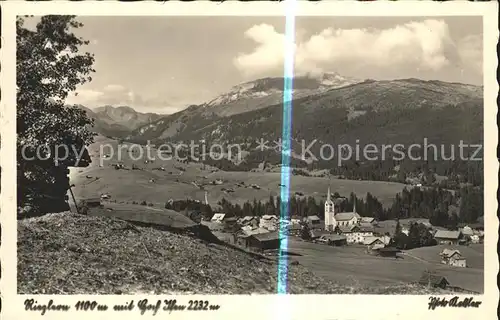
[[140, 201, 147, 206]]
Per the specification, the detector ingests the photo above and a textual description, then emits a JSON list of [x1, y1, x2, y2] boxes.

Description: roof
[[434, 230, 461, 239], [307, 215, 320, 221], [240, 216, 256, 223], [338, 225, 357, 233], [461, 226, 474, 236], [359, 223, 374, 232], [360, 217, 375, 223], [420, 221, 432, 228], [287, 224, 302, 230], [380, 235, 392, 245], [312, 221, 325, 229], [335, 212, 361, 221], [241, 225, 253, 231], [363, 236, 384, 245], [320, 234, 347, 241], [418, 273, 449, 286], [251, 231, 281, 242], [242, 227, 270, 236], [310, 230, 329, 239], [201, 221, 224, 231], [378, 247, 400, 253], [440, 249, 464, 258], [211, 213, 226, 221], [261, 215, 278, 220]]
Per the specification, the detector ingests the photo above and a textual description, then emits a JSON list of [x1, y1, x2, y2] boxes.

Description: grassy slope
[[18, 212, 454, 295]]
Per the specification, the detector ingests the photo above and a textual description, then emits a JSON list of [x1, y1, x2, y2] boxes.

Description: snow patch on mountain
[[207, 72, 362, 108]]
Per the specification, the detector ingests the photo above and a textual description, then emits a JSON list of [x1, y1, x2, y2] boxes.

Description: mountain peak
[[94, 105, 136, 113], [206, 72, 362, 111]]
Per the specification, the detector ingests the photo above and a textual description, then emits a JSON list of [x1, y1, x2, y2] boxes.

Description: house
[[238, 216, 259, 227], [401, 227, 409, 236], [306, 215, 321, 228], [363, 236, 386, 250], [440, 249, 467, 268], [310, 230, 329, 241], [355, 225, 374, 242], [223, 217, 239, 232], [338, 224, 374, 244], [383, 235, 392, 245], [237, 231, 282, 252], [290, 215, 302, 225], [259, 215, 279, 230], [470, 230, 483, 244], [360, 217, 377, 225], [418, 273, 449, 289], [434, 230, 462, 245], [336, 225, 370, 244], [316, 234, 348, 246], [470, 234, 481, 243], [241, 225, 253, 232], [460, 226, 474, 237], [286, 223, 302, 236], [211, 213, 226, 223]]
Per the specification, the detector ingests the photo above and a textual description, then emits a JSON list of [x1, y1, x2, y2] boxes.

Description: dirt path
[[400, 251, 432, 264]]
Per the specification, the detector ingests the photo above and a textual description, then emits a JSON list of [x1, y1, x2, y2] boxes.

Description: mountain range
[[78, 105, 162, 137], [77, 72, 483, 175]]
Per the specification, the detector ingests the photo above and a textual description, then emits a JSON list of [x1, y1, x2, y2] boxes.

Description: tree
[[17, 16, 96, 217], [394, 219, 402, 236], [266, 194, 276, 216]]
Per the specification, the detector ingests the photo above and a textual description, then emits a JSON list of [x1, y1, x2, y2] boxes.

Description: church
[[324, 187, 361, 231]]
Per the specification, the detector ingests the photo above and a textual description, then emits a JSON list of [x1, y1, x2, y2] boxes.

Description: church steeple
[[325, 186, 336, 231]]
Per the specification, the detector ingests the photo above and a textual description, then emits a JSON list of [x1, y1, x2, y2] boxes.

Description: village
[[203, 192, 484, 263], [165, 186, 483, 292]]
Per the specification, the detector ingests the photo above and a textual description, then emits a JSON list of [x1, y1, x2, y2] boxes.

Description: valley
[[70, 136, 409, 208]]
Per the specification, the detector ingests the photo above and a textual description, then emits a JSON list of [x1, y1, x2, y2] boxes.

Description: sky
[[28, 16, 483, 114]]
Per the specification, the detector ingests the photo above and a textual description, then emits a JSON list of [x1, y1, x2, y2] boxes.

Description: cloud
[[456, 34, 482, 73], [234, 20, 475, 78], [65, 85, 185, 114], [103, 84, 125, 92]]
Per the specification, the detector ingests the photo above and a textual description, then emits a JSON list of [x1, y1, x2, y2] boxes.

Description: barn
[[434, 230, 462, 245], [237, 231, 282, 253], [418, 273, 450, 289]]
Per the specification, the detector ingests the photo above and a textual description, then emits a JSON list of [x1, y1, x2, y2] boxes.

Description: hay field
[[286, 238, 484, 293]]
